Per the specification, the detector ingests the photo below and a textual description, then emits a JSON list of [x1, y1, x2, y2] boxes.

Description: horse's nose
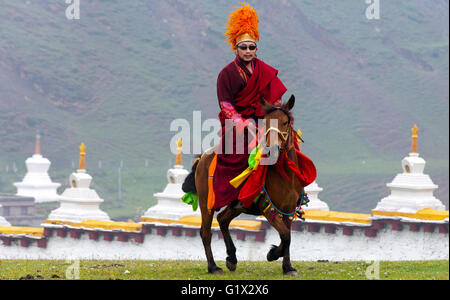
[[260, 144, 279, 166]]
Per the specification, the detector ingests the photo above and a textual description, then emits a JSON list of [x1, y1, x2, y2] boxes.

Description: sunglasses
[[236, 44, 257, 51]]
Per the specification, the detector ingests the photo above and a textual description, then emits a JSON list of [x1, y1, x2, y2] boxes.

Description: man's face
[[235, 42, 257, 63]]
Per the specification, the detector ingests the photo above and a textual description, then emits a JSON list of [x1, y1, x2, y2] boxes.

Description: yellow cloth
[[230, 167, 253, 188], [230, 146, 263, 188]]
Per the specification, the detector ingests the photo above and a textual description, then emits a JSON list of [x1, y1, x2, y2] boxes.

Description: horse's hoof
[[267, 253, 276, 262], [226, 260, 237, 272], [284, 270, 298, 277], [267, 246, 279, 262]]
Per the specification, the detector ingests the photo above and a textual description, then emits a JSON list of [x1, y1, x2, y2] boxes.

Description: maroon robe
[[213, 57, 287, 210]]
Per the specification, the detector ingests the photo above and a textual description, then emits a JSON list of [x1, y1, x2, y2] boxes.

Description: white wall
[[1, 225, 447, 261]]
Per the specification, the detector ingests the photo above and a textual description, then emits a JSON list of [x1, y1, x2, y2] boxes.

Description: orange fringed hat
[[225, 2, 260, 49]]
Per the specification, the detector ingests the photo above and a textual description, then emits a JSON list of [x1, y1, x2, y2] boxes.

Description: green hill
[[0, 0, 448, 219]]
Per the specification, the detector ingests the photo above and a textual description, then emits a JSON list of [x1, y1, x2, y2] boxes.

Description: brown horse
[[195, 95, 304, 276]]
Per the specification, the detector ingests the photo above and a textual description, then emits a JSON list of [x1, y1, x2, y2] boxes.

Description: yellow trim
[[0, 227, 44, 238], [236, 33, 256, 45], [263, 204, 272, 214], [43, 219, 80, 227], [139, 218, 176, 225], [140, 216, 261, 231], [303, 210, 372, 225], [141, 211, 373, 228], [81, 220, 142, 232], [371, 209, 449, 221], [43, 219, 142, 232]]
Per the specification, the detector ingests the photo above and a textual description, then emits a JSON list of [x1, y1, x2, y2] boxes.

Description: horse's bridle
[[264, 126, 293, 152], [265, 126, 290, 143], [261, 103, 295, 149]]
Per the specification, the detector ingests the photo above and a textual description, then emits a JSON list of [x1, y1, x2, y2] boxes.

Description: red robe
[[213, 57, 287, 210]]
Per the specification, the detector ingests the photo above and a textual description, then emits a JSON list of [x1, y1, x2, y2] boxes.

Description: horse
[[195, 94, 304, 276]]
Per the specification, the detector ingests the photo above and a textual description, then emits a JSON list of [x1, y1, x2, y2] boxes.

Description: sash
[[233, 58, 287, 118]]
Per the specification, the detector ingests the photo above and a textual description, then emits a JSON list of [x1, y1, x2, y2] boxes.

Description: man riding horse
[[182, 3, 317, 276], [183, 2, 288, 210]]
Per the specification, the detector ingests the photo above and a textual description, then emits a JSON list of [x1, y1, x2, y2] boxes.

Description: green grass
[[0, 260, 448, 280]]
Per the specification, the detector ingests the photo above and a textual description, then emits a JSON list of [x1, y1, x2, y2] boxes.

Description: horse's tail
[[182, 155, 201, 194]]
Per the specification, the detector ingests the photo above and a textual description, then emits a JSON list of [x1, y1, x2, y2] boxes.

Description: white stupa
[[0, 204, 11, 227], [373, 125, 445, 214], [14, 133, 61, 203], [304, 180, 329, 211], [141, 139, 201, 221], [45, 143, 110, 223]]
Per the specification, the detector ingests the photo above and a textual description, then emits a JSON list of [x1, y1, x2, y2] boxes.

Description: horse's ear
[[259, 95, 272, 113], [283, 94, 295, 111]]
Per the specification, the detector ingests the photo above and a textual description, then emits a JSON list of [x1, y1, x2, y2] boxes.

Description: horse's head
[[260, 95, 295, 149], [260, 95, 295, 157]]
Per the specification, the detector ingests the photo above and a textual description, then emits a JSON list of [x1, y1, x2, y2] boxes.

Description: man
[[212, 3, 288, 210], [182, 3, 287, 210]]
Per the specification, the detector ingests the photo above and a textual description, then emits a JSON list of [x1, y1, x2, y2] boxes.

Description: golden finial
[[79, 142, 86, 169], [410, 124, 418, 153], [411, 124, 419, 138], [175, 138, 182, 165]]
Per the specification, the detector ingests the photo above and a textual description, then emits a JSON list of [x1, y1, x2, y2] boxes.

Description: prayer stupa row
[[1, 125, 446, 226]]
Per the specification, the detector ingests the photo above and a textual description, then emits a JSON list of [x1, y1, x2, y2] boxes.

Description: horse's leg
[[196, 152, 223, 274], [264, 213, 298, 276], [199, 210, 223, 274], [279, 217, 297, 276], [217, 206, 241, 271]]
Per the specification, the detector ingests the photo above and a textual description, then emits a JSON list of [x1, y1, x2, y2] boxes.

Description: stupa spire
[[79, 143, 86, 170], [35, 131, 41, 155], [410, 124, 419, 154], [175, 138, 182, 166]]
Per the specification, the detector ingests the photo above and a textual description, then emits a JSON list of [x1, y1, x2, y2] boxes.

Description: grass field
[[0, 260, 448, 280]]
